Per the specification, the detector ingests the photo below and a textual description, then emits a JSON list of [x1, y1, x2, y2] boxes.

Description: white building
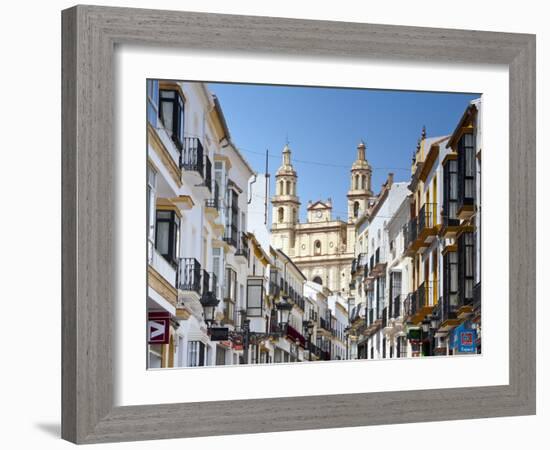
[[361, 179, 410, 359]]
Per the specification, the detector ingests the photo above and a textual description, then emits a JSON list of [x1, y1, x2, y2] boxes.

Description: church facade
[[270, 141, 378, 296]]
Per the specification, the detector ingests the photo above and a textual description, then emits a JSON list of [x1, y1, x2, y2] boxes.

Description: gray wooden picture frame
[[61, 5, 536, 444]]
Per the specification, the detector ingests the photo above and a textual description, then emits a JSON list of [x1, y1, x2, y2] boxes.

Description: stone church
[[270, 141, 377, 295]]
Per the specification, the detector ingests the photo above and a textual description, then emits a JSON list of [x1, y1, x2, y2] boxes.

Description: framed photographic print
[[62, 5, 536, 444]]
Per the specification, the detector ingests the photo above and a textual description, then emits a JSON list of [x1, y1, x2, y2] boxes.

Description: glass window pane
[[161, 101, 173, 132], [156, 221, 169, 255]]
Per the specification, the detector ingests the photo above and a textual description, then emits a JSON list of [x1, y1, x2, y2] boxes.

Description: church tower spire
[[270, 144, 300, 254], [347, 140, 374, 222]]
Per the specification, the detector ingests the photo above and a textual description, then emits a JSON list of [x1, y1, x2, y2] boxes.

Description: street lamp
[[276, 298, 293, 330], [303, 320, 315, 361], [200, 291, 219, 327]]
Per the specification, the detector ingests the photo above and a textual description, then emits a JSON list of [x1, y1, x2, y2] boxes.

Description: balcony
[[286, 323, 306, 347], [223, 299, 236, 325], [381, 307, 388, 328], [294, 295, 305, 311], [319, 317, 331, 332], [235, 232, 249, 261], [409, 281, 437, 324], [418, 203, 439, 244], [391, 295, 401, 319], [180, 137, 204, 176], [404, 217, 418, 256], [178, 257, 202, 297], [440, 213, 460, 239], [351, 258, 358, 275], [370, 247, 387, 276], [201, 271, 218, 302], [223, 224, 239, 248], [205, 180, 220, 211], [203, 154, 212, 193], [439, 292, 459, 331], [269, 269, 281, 298]]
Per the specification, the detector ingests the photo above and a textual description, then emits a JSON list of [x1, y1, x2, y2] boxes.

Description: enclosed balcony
[[439, 291, 459, 331]]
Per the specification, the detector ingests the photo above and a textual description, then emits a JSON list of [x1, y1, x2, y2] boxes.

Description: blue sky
[[208, 82, 479, 222]]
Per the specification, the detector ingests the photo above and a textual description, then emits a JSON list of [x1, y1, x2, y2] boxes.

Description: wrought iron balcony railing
[[405, 217, 418, 250], [200, 271, 218, 300], [223, 223, 239, 248], [319, 316, 331, 331], [178, 257, 202, 294], [235, 232, 249, 259], [418, 202, 437, 234], [181, 137, 204, 175], [205, 180, 219, 210], [203, 154, 212, 192]]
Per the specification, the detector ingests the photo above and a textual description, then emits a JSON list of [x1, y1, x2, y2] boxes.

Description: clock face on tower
[[316, 211, 323, 218]]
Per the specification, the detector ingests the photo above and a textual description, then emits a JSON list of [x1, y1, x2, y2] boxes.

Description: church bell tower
[[347, 140, 374, 222], [270, 144, 300, 254]]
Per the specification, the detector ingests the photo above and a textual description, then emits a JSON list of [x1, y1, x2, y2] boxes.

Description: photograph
[[146, 80, 482, 368]]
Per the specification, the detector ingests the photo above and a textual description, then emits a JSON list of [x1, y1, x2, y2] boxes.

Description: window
[[159, 89, 185, 148], [278, 180, 283, 195], [224, 268, 237, 301], [286, 180, 291, 195], [457, 133, 476, 209], [147, 166, 157, 261], [188, 341, 206, 367], [215, 346, 226, 366], [146, 79, 159, 127], [314, 240, 321, 255], [458, 232, 475, 306], [155, 210, 179, 266], [443, 158, 459, 226], [278, 207, 284, 224], [312, 276, 322, 285], [389, 271, 402, 318], [443, 250, 459, 317], [225, 188, 239, 246], [353, 201, 359, 218]]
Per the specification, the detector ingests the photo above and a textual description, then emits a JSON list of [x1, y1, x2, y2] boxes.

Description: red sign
[[148, 312, 170, 344], [461, 331, 474, 346]]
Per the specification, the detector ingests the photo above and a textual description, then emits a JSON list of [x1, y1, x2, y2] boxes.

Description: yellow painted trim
[[156, 199, 182, 218], [175, 308, 191, 320], [441, 152, 458, 166], [214, 153, 232, 171], [147, 124, 182, 188], [442, 244, 457, 256], [147, 266, 177, 306], [419, 144, 440, 182], [158, 81, 186, 104], [169, 195, 194, 210]]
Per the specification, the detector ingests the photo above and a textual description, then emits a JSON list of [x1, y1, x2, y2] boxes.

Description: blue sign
[[450, 322, 477, 353]]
